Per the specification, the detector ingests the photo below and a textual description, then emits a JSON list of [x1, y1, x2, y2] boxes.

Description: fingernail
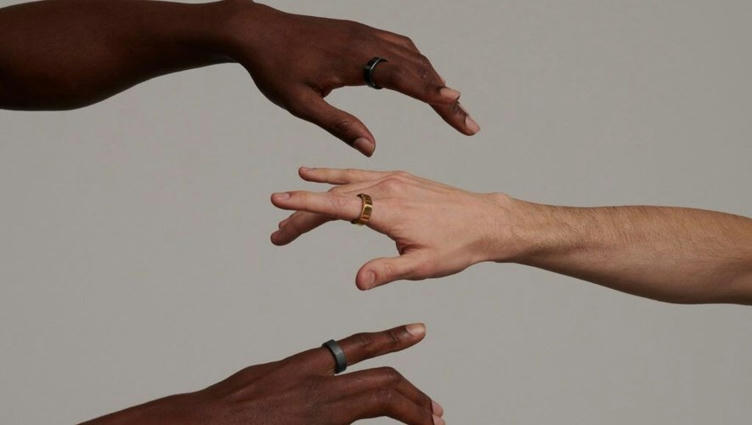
[[439, 87, 461, 100], [353, 137, 374, 157], [406, 323, 426, 337], [433, 415, 445, 425], [272, 192, 291, 201], [432, 401, 444, 416], [465, 115, 481, 134], [362, 271, 376, 288], [299, 167, 312, 172]]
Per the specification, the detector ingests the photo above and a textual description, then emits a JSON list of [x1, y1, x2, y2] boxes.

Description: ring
[[364, 57, 388, 89], [322, 339, 347, 374], [351, 193, 373, 225]]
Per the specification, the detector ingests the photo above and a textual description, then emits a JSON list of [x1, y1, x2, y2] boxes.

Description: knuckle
[[379, 177, 404, 193], [386, 329, 403, 347], [379, 261, 398, 279], [399, 34, 414, 46], [329, 117, 355, 136], [351, 332, 375, 350], [374, 388, 398, 406], [378, 366, 402, 382]]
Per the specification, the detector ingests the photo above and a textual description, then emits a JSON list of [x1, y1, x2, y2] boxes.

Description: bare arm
[[0, 0, 477, 155], [270, 167, 752, 304], [509, 203, 752, 304]]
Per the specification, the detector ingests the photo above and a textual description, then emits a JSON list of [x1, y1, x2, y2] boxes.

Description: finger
[[270, 191, 362, 221], [286, 324, 426, 376], [356, 254, 427, 290], [271, 211, 330, 246], [333, 367, 442, 417], [298, 167, 389, 185], [432, 100, 481, 135], [374, 60, 460, 106], [288, 91, 376, 157], [330, 388, 442, 425]]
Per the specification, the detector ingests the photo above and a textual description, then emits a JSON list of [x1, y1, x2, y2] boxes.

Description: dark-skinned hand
[[225, 1, 479, 155], [0, 0, 479, 156], [80, 324, 445, 425]]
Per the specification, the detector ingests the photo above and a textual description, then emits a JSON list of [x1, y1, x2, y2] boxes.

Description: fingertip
[[352, 137, 375, 157], [432, 401, 444, 417], [356, 269, 376, 290], [465, 115, 481, 134], [405, 323, 426, 339], [271, 192, 291, 205]]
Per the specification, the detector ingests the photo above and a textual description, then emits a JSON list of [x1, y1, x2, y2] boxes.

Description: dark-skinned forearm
[[504, 201, 752, 304], [0, 0, 240, 110]]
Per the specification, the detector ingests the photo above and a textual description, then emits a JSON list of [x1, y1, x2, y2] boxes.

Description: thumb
[[288, 90, 376, 157], [356, 253, 425, 290]]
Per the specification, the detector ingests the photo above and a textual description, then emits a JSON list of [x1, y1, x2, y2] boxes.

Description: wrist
[[482, 194, 579, 265], [218, 0, 281, 62]]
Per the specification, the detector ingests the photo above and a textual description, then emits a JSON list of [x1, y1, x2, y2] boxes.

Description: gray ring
[[364, 57, 388, 89], [322, 339, 347, 374]]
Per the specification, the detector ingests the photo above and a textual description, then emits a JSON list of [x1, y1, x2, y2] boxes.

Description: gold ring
[[351, 193, 373, 225]]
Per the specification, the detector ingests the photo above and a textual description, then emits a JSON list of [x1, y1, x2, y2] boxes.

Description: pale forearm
[[503, 200, 752, 304]]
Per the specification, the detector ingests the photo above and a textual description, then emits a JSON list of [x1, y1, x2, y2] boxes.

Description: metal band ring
[[364, 57, 388, 89], [351, 193, 373, 225], [322, 339, 347, 374]]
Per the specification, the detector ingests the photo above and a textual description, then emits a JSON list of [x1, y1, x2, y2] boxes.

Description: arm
[[80, 324, 443, 425], [0, 0, 477, 156], [270, 167, 752, 305]]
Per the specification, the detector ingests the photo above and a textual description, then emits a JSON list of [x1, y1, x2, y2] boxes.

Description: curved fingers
[[287, 89, 376, 157], [330, 388, 442, 425], [271, 211, 330, 246], [332, 367, 442, 417]]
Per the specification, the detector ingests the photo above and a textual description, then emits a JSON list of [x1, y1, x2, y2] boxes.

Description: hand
[[223, 1, 480, 156], [270, 168, 527, 289], [82, 324, 444, 425]]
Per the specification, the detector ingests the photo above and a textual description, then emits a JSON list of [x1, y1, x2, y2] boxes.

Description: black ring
[[364, 57, 388, 90], [322, 339, 347, 374]]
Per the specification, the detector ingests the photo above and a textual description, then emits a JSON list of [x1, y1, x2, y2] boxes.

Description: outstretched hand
[[271, 168, 525, 289], [226, 1, 480, 156], [82, 324, 443, 425]]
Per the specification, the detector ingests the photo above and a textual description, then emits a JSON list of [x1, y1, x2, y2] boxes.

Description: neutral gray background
[[1, 0, 750, 424]]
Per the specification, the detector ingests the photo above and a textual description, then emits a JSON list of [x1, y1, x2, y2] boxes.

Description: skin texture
[[0, 0, 479, 156], [271, 167, 752, 305], [80, 324, 445, 425]]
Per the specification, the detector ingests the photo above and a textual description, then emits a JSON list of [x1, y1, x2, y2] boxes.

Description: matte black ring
[[322, 339, 348, 374], [364, 57, 388, 89]]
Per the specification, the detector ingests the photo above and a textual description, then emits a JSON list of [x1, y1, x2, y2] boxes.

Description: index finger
[[298, 167, 389, 185], [287, 324, 427, 375]]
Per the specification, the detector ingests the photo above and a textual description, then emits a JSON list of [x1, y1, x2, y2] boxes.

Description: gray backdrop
[[1, 1, 750, 424]]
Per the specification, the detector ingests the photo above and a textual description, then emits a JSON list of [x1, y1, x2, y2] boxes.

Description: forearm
[[500, 199, 752, 304], [78, 394, 191, 425], [0, 0, 241, 110]]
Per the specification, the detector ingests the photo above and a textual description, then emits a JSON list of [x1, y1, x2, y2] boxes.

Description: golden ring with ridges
[[351, 193, 373, 225]]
